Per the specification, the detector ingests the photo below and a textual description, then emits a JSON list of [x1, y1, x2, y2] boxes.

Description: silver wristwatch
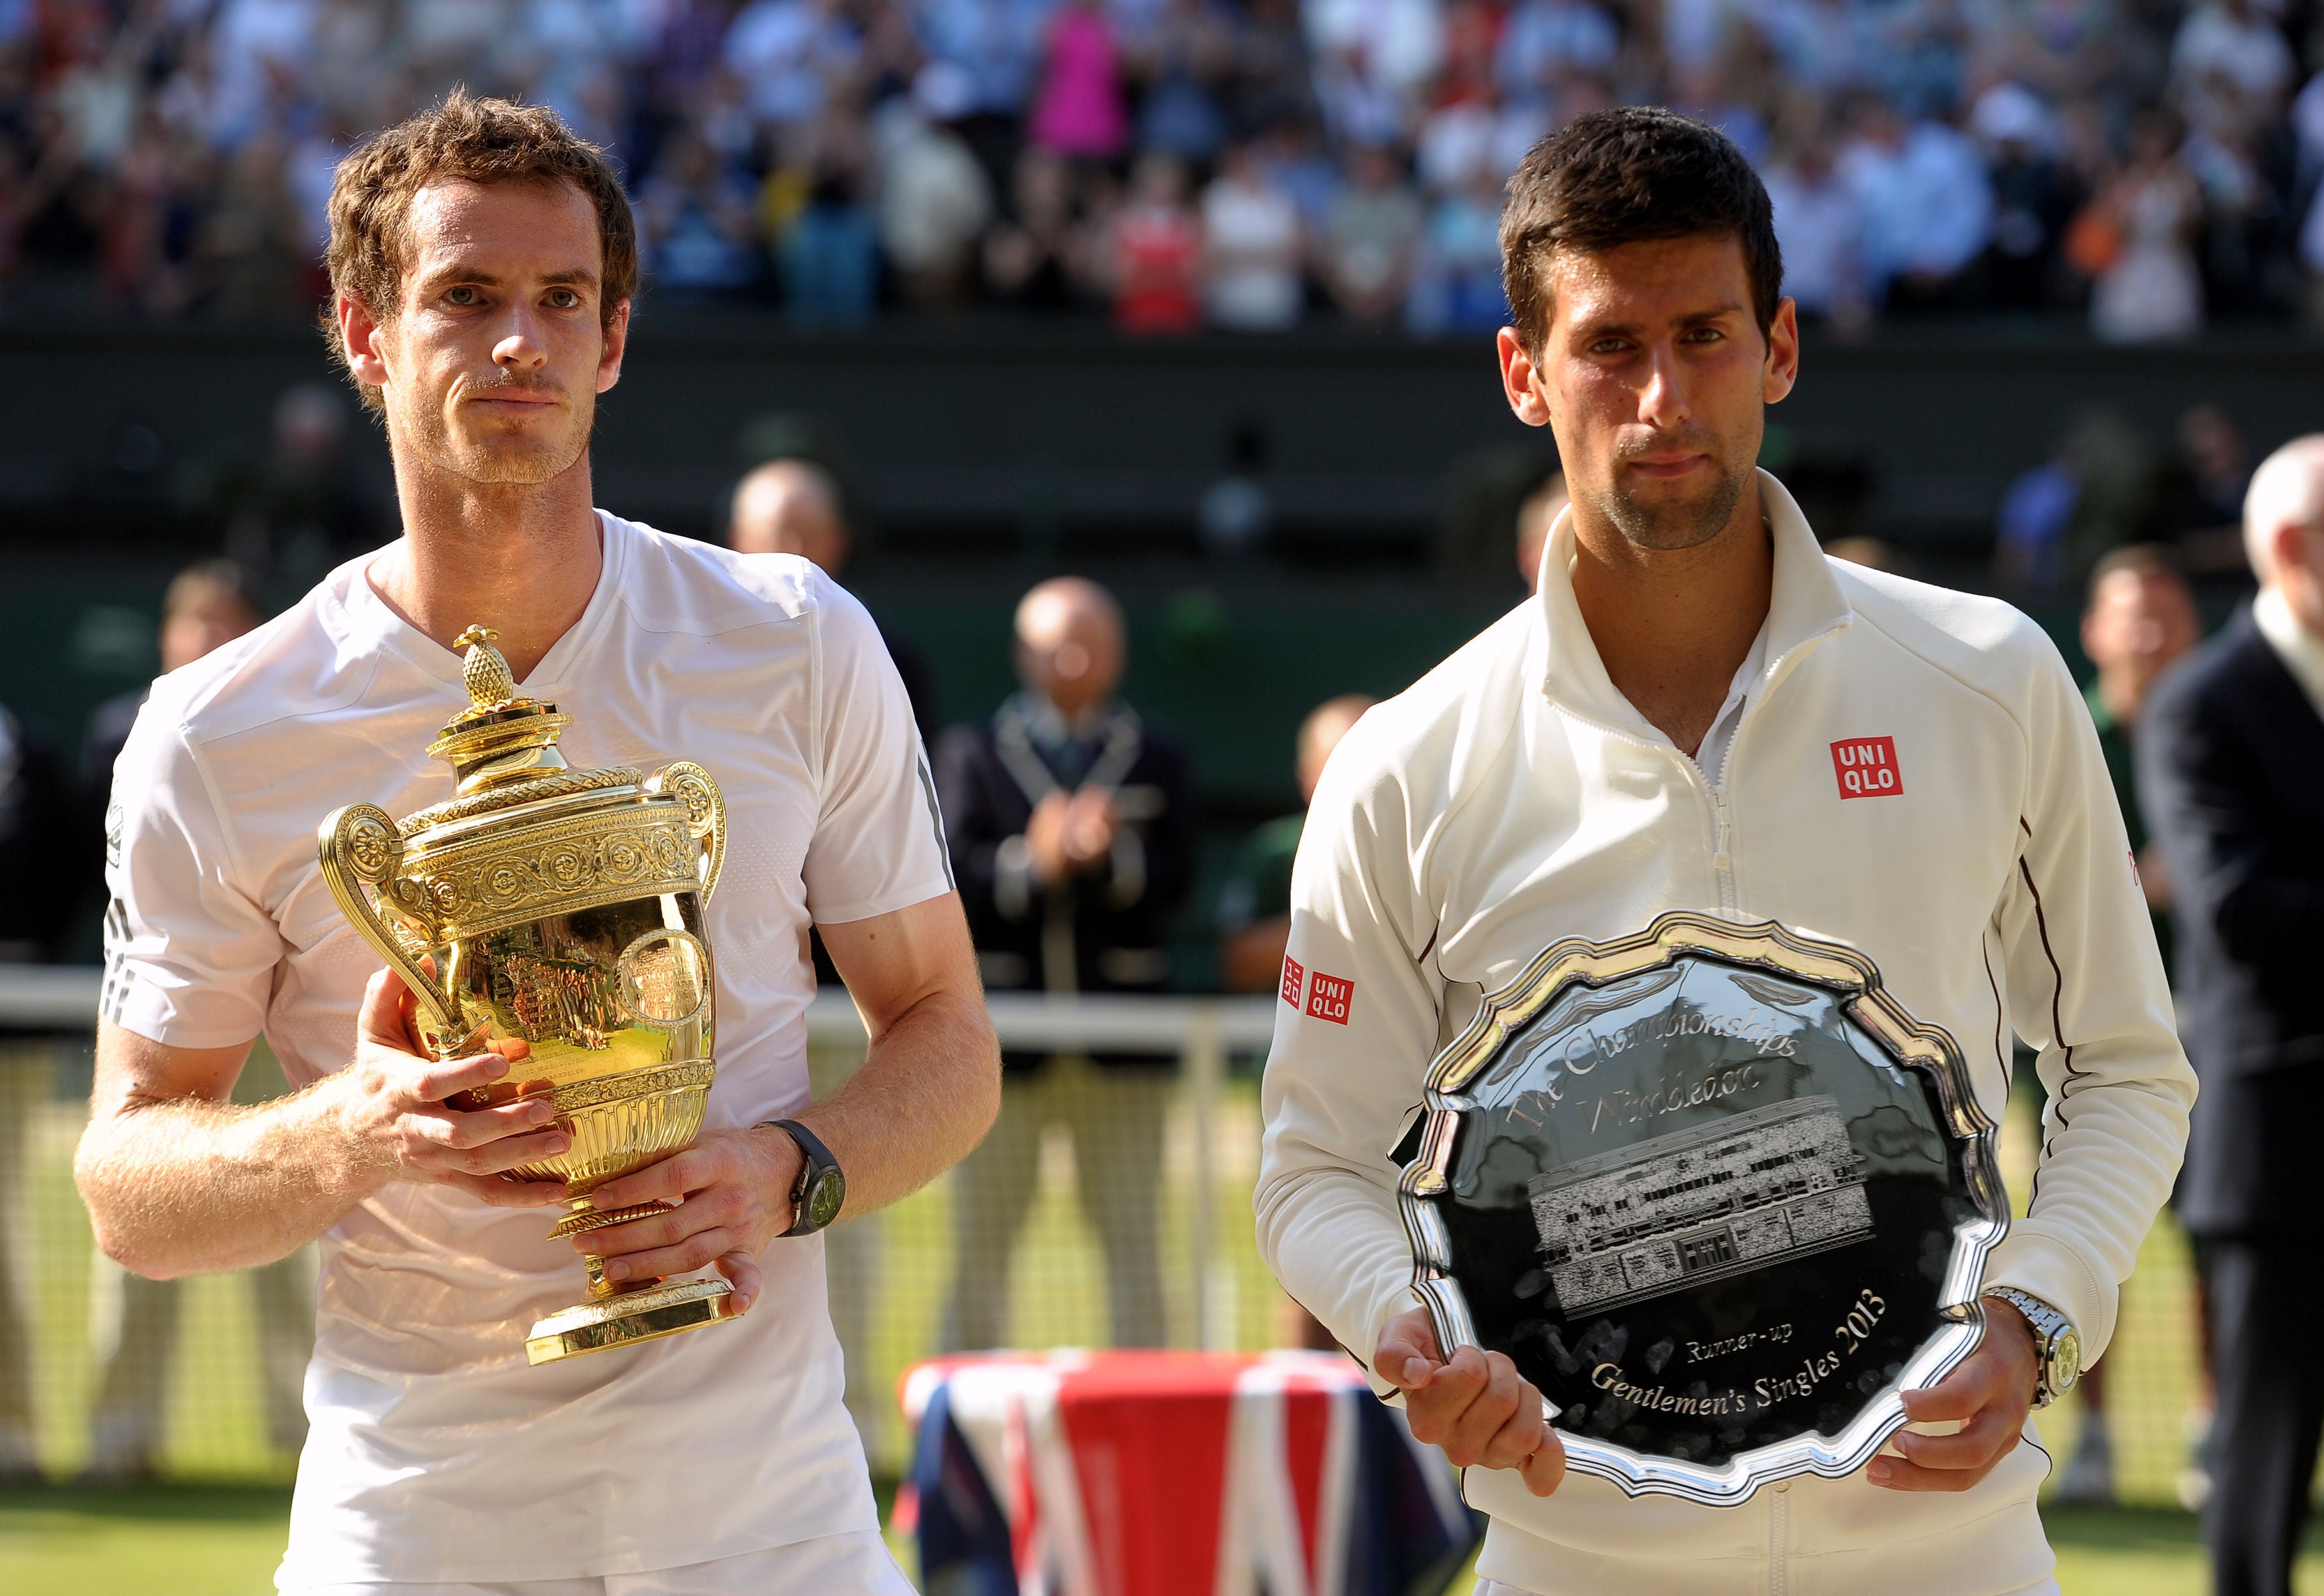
[[1982, 1287, 2082, 1409]]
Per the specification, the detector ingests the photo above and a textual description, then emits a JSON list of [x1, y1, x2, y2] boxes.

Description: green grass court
[[0, 1064, 2288, 1592]]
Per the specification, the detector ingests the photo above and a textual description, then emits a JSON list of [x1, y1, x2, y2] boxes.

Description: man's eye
[[445, 286, 479, 306], [546, 289, 580, 309]]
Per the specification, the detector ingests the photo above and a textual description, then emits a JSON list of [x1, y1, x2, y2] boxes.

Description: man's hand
[[331, 968, 570, 1207], [566, 1126, 805, 1316], [1060, 787, 1118, 867], [1376, 1306, 1566, 1496], [1025, 790, 1074, 885], [1868, 1297, 2038, 1491], [1026, 787, 1119, 885]]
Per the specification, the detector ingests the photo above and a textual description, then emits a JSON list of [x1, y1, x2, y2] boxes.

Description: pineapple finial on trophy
[[453, 625, 517, 709], [426, 624, 574, 794]]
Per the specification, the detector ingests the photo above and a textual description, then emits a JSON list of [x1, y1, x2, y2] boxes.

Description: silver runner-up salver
[[1398, 911, 2009, 1506]]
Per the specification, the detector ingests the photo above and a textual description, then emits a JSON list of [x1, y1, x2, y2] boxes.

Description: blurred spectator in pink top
[[1030, 0, 1129, 159]]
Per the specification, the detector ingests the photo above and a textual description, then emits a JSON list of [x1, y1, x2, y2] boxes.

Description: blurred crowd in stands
[[3, 0, 2323, 335]]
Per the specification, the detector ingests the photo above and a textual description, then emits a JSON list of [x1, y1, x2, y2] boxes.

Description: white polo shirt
[[102, 511, 953, 1585]]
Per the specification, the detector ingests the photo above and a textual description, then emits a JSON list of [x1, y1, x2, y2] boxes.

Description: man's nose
[[1637, 343, 1691, 430], [493, 308, 550, 371]]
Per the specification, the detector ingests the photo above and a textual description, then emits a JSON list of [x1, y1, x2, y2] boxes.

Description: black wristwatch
[[758, 1118, 846, 1237]]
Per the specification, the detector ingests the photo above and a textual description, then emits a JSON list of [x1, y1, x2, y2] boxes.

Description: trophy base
[[525, 1279, 741, 1365]]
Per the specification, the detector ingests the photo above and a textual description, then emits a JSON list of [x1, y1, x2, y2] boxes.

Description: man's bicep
[[816, 891, 981, 1038], [93, 1018, 256, 1115]]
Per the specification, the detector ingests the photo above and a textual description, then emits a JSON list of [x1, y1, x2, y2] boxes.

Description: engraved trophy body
[[1400, 911, 2009, 1504], [317, 627, 742, 1364]]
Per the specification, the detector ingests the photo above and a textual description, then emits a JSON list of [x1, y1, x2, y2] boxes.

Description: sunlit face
[[2082, 567, 2199, 681], [350, 178, 628, 489], [1500, 234, 1797, 554]]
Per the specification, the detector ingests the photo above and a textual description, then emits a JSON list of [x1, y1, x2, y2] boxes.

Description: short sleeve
[[799, 576, 955, 925], [100, 701, 281, 1049]]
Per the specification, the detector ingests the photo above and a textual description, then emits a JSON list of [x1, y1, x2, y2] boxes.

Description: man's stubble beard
[[1581, 440, 1752, 554], [394, 377, 596, 490]]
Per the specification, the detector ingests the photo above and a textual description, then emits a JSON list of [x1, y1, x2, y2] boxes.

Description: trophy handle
[[317, 803, 467, 1055], [648, 761, 725, 902]]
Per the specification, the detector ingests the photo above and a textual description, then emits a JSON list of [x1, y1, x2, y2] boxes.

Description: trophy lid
[[426, 626, 578, 796]]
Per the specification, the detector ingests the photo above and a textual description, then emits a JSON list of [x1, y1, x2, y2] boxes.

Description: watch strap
[[758, 1118, 844, 1237], [1983, 1286, 2076, 1408]]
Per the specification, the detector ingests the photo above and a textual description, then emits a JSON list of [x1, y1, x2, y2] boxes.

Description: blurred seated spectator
[[1406, 168, 1508, 333], [1218, 693, 1376, 990], [985, 147, 1091, 310], [723, 0, 861, 134], [1763, 128, 1868, 327], [2169, 0, 2295, 113], [782, 138, 880, 323], [1305, 0, 1444, 113], [1972, 82, 2074, 309], [1029, 0, 1129, 160], [2087, 112, 2204, 343], [638, 124, 764, 298], [876, 70, 995, 309], [1131, 0, 1233, 164], [1110, 150, 1201, 333], [1232, 0, 1317, 133], [1495, 0, 1619, 112], [1318, 141, 1420, 325], [1201, 139, 1301, 328], [1838, 98, 1993, 310]]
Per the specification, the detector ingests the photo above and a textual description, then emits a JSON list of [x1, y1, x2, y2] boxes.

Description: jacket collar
[[1535, 468, 1853, 739]]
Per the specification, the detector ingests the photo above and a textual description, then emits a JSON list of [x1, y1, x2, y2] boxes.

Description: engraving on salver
[[1529, 1095, 1874, 1313]]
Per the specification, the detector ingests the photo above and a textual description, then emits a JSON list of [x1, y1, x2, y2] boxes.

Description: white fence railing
[[0, 968, 1282, 1351]]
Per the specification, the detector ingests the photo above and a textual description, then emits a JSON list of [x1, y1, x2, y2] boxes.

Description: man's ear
[[1762, 298, 1800, 404], [1497, 327, 1554, 428], [339, 293, 390, 390], [596, 298, 631, 393]]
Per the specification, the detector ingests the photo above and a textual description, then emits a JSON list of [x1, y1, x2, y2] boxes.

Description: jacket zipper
[[1768, 1483, 1791, 1596]]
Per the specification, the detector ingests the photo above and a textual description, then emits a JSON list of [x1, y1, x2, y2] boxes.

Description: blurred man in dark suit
[[935, 577, 1199, 1350], [2141, 434, 2324, 1596]]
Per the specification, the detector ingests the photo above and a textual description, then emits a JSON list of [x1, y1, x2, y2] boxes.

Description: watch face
[[805, 1168, 846, 1231], [2053, 1325, 2082, 1391]]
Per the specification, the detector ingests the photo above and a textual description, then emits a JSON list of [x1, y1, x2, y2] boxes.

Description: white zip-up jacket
[[1255, 473, 2193, 1596]]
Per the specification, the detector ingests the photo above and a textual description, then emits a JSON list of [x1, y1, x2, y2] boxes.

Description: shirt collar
[[1535, 468, 1853, 738], [2254, 586, 2324, 719]]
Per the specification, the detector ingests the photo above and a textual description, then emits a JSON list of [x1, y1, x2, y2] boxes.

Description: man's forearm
[[793, 988, 999, 1217], [76, 1081, 376, 1279]]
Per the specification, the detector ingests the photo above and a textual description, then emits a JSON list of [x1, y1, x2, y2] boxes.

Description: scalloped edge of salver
[[1395, 909, 2009, 1507]]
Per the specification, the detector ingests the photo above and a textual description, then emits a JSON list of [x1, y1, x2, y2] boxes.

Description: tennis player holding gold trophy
[[319, 625, 749, 1364]]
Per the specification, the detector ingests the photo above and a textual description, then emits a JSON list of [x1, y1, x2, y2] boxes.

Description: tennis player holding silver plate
[[1255, 108, 2193, 1596]]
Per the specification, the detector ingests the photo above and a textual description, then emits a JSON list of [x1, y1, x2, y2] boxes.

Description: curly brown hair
[[1501, 108, 1782, 359], [323, 91, 637, 413]]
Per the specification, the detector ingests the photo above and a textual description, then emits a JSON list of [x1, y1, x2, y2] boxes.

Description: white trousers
[[287, 1529, 913, 1595]]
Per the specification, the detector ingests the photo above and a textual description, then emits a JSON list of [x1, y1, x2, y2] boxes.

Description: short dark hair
[[1500, 107, 1783, 357], [2086, 542, 2188, 604], [324, 92, 637, 414]]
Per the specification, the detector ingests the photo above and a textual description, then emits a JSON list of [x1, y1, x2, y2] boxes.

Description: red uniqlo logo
[[1306, 972, 1354, 1025], [1280, 956, 1305, 1009], [1830, 737, 1902, 800]]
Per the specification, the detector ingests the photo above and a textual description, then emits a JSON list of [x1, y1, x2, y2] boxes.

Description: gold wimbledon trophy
[[317, 626, 742, 1365]]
